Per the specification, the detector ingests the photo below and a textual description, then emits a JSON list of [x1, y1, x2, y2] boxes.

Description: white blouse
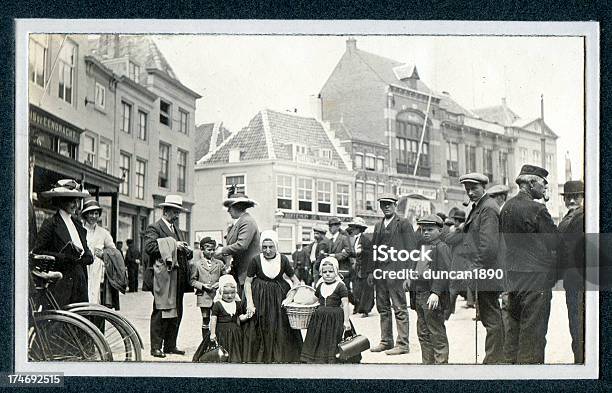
[[84, 224, 115, 304]]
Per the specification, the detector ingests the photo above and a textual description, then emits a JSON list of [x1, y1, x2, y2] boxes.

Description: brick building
[[194, 109, 355, 253], [319, 38, 559, 225]]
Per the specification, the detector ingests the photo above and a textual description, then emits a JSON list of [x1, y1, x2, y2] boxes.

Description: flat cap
[[517, 164, 548, 181], [561, 180, 584, 195], [347, 217, 368, 229], [377, 192, 398, 203], [328, 217, 342, 226], [417, 214, 444, 227], [459, 172, 489, 185], [487, 184, 510, 196], [313, 225, 328, 234]]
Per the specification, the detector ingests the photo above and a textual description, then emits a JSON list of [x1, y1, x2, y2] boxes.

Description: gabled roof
[[90, 35, 178, 82], [352, 49, 432, 95], [195, 123, 232, 162], [437, 92, 475, 116], [199, 109, 349, 170], [472, 104, 521, 126], [511, 118, 558, 138]]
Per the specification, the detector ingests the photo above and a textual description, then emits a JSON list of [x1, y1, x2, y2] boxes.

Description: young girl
[[300, 256, 357, 363], [190, 237, 225, 340], [210, 275, 249, 363]]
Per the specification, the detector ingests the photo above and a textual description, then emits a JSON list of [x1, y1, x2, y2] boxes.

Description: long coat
[[32, 211, 94, 307], [372, 215, 418, 286], [221, 212, 260, 285], [143, 219, 193, 296], [326, 233, 352, 271]]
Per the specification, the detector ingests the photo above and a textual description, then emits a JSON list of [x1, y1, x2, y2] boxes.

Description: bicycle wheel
[[65, 303, 144, 350], [69, 307, 142, 361], [29, 310, 113, 361]]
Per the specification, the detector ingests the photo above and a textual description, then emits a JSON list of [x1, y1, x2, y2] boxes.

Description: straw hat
[[39, 179, 89, 199], [158, 195, 188, 211]]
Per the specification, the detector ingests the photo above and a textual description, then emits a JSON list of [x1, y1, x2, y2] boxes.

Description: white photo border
[[14, 19, 599, 379]]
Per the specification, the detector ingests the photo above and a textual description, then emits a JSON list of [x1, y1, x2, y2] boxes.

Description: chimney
[[113, 35, 121, 58], [540, 94, 544, 120], [346, 37, 357, 52], [310, 94, 322, 122]]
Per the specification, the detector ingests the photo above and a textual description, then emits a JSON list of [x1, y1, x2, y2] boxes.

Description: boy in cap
[[408, 214, 451, 364]]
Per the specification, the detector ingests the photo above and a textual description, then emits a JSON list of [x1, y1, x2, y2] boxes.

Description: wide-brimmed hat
[[158, 195, 188, 211], [347, 217, 368, 229], [222, 193, 257, 209], [561, 180, 584, 196], [487, 184, 510, 196], [81, 198, 103, 215], [459, 172, 489, 185], [39, 179, 89, 199]]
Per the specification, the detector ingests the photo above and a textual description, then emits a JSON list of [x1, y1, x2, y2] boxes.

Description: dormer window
[[320, 148, 332, 160], [293, 144, 307, 157], [129, 61, 140, 83]]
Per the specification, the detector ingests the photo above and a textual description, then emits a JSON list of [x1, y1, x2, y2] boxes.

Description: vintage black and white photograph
[[14, 20, 598, 379]]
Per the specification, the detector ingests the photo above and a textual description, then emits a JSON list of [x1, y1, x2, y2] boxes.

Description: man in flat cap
[[459, 172, 505, 363], [558, 180, 585, 363], [500, 164, 559, 364], [324, 217, 353, 300], [306, 225, 330, 284], [487, 184, 510, 209], [369, 193, 417, 355]]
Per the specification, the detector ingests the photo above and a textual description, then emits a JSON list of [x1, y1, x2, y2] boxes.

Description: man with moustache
[[500, 165, 559, 364], [558, 180, 585, 363], [307, 226, 330, 284], [144, 195, 193, 358], [369, 193, 417, 355], [459, 173, 505, 364]]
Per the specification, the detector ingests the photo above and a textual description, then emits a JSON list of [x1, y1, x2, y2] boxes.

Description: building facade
[[319, 38, 560, 225], [194, 109, 355, 254]]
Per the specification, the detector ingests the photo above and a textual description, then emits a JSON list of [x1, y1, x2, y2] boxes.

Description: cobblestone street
[[116, 281, 574, 364]]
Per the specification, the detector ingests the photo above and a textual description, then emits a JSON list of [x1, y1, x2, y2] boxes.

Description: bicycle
[[29, 254, 143, 361]]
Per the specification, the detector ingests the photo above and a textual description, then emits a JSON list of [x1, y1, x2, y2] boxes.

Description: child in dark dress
[[300, 256, 355, 363], [210, 275, 249, 363]]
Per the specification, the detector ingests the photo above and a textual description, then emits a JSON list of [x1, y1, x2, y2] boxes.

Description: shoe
[[385, 346, 410, 355], [151, 349, 166, 358], [164, 348, 185, 355], [370, 344, 393, 352]]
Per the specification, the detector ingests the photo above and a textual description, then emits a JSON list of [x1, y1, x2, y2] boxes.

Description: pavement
[[116, 283, 574, 364]]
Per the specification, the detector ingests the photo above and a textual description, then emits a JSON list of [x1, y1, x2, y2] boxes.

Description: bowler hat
[[517, 164, 549, 181], [417, 214, 444, 227], [561, 180, 584, 195], [459, 172, 489, 185]]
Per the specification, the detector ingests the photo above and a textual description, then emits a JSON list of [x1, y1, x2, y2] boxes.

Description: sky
[[153, 34, 585, 181]]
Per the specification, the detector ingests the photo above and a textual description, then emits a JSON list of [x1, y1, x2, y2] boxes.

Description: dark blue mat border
[[1, 2, 610, 392]]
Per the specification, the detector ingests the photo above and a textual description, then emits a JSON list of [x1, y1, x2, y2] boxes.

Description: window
[[377, 184, 385, 200], [99, 139, 111, 173], [158, 143, 170, 188], [354, 153, 363, 169], [365, 155, 376, 171], [277, 175, 293, 209], [465, 145, 476, 173], [138, 111, 147, 141], [365, 183, 376, 211], [129, 61, 140, 83], [396, 137, 427, 166], [336, 183, 350, 215], [355, 182, 364, 210], [83, 135, 96, 167], [298, 178, 313, 212], [29, 38, 46, 87], [225, 175, 245, 194], [321, 149, 332, 160], [376, 157, 384, 172], [179, 109, 189, 134], [484, 148, 494, 183], [532, 150, 541, 165], [121, 101, 132, 134], [160, 100, 171, 126], [136, 159, 146, 200], [177, 150, 187, 192], [95, 82, 105, 109], [447, 141, 459, 177], [277, 225, 294, 254], [520, 148, 528, 164], [120, 153, 131, 196], [499, 152, 508, 185], [419, 142, 430, 167], [57, 40, 75, 104], [301, 226, 312, 243], [317, 180, 331, 213], [546, 153, 554, 171]]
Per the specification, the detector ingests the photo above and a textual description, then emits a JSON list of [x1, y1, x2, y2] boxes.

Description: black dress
[[242, 254, 303, 363], [211, 300, 243, 363], [301, 281, 360, 363]]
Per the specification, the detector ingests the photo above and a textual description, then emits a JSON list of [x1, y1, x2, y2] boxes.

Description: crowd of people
[[29, 161, 585, 365]]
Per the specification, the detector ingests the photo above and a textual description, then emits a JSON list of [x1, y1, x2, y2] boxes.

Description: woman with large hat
[[80, 198, 118, 306], [32, 179, 93, 308]]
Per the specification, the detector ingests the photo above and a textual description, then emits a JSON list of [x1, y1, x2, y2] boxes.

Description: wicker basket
[[284, 285, 318, 330]]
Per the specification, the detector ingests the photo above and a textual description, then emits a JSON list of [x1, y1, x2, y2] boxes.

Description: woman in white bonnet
[[242, 230, 302, 363]]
